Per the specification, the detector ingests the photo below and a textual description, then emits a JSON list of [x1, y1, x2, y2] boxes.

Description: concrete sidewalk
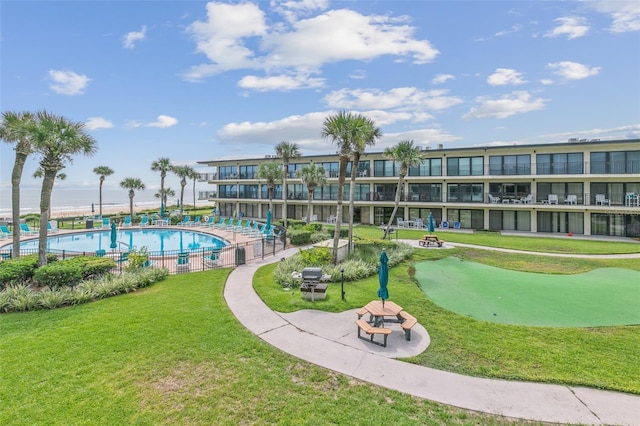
[[224, 247, 640, 425]]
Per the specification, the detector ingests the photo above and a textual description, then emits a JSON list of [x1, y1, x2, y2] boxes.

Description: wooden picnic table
[[361, 300, 403, 327]]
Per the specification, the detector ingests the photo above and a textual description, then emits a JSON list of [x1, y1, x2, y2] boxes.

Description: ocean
[[0, 188, 211, 218]]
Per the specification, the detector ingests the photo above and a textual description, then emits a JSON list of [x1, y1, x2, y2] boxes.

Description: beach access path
[[224, 241, 640, 426]]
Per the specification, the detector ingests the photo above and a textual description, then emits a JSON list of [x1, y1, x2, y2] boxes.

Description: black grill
[[302, 267, 323, 285]]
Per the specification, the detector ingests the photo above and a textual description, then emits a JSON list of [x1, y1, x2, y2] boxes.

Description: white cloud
[[184, 3, 439, 85], [123, 25, 147, 49], [48, 70, 91, 95], [547, 61, 601, 80], [238, 73, 324, 91], [463, 91, 547, 120], [540, 78, 554, 85], [494, 24, 522, 37], [432, 74, 454, 84], [487, 68, 526, 86], [85, 117, 113, 130], [585, 1, 640, 33], [545, 17, 589, 39], [129, 115, 179, 128], [324, 87, 463, 112], [348, 69, 367, 79], [271, 0, 329, 22]]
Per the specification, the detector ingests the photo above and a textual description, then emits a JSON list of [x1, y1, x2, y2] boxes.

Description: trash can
[[86, 219, 94, 229], [235, 246, 246, 266]]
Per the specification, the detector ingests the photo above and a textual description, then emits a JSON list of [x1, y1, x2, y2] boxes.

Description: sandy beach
[[48, 202, 214, 219]]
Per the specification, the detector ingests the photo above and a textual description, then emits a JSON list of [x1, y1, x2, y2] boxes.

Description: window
[[218, 166, 237, 180], [320, 162, 339, 178], [408, 183, 442, 202], [447, 157, 483, 176], [409, 158, 442, 176], [373, 160, 399, 177], [261, 184, 282, 199], [447, 183, 484, 202], [590, 151, 640, 174], [536, 153, 583, 175], [489, 155, 531, 175], [489, 210, 531, 231], [286, 184, 307, 200], [238, 185, 258, 199], [239, 165, 258, 179], [446, 209, 484, 229], [287, 163, 308, 178], [218, 184, 237, 198]]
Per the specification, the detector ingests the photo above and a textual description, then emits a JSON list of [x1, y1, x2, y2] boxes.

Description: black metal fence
[[0, 232, 286, 275]]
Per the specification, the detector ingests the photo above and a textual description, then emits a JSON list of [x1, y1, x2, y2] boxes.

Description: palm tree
[[120, 178, 145, 219], [347, 115, 381, 252], [321, 111, 366, 264], [275, 141, 301, 229], [188, 168, 201, 211], [383, 140, 424, 239], [256, 161, 283, 215], [296, 163, 327, 224], [0, 110, 36, 258], [171, 165, 196, 216], [30, 111, 97, 266], [93, 165, 114, 217], [155, 187, 175, 213], [151, 157, 171, 215]]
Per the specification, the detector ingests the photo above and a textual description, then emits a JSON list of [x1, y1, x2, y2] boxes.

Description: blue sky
[[1, 0, 639, 195]]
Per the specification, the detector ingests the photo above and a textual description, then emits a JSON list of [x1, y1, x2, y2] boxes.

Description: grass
[[352, 225, 640, 254], [0, 270, 540, 425], [254, 238, 640, 395]]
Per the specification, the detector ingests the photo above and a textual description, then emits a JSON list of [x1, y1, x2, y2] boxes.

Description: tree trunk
[[129, 192, 134, 218], [348, 153, 360, 253], [180, 182, 186, 216], [99, 178, 104, 217], [384, 174, 405, 239], [282, 163, 288, 229], [38, 170, 56, 266], [332, 156, 349, 264], [268, 185, 274, 214], [306, 186, 315, 225], [11, 150, 28, 258]]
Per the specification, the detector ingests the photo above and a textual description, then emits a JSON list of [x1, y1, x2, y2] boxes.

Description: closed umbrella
[[109, 222, 117, 249], [377, 248, 389, 307], [428, 212, 435, 234], [91, 203, 95, 214], [266, 209, 272, 233]]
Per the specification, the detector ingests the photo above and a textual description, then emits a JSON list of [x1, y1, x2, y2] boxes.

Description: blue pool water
[[12, 229, 228, 253]]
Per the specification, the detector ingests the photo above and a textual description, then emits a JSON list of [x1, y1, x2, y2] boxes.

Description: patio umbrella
[[109, 222, 117, 249], [160, 202, 165, 218], [91, 203, 94, 214], [428, 212, 435, 234], [266, 209, 272, 233], [377, 248, 389, 307]]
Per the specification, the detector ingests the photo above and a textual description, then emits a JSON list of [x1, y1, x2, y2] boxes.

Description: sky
[[1, 0, 639, 197]]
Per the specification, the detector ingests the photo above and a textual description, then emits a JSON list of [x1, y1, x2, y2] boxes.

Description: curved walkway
[[223, 243, 640, 425]]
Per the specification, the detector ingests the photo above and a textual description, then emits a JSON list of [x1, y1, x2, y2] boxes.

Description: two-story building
[[197, 139, 640, 237]]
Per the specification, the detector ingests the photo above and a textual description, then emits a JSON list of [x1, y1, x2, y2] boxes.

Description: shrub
[[34, 261, 83, 289], [38, 288, 71, 309], [299, 247, 332, 265], [66, 256, 115, 279], [6, 285, 39, 311], [288, 230, 312, 245], [127, 246, 149, 270], [0, 254, 58, 288], [309, 232, 331, 244], [302, 223, 323, 232]]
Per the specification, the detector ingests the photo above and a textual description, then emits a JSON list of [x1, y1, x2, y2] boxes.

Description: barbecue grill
[[301, 267, 324, 302]]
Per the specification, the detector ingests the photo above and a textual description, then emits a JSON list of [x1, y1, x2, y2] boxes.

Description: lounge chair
[[95, 249, 106, 257], [311, 214, 318, 222], [547, 194, 559, 205], [202, 249, 220, 268], [200, 216, 214, 227], [47, 221, 59, 233], [520, 194, 533, 204], [99, 217, 110, 228], [139, 216, 149, 227], [211, 217, 227, 228], [564, 195, 577, 205], [595, 194, 610, 206], [0, 225, 13, 237], [176, 252, 190, 272], [488, 194, 501, 203], [177, 216, 191, 226], [20, 223, 38, 235], [122, 216, 132, 227], [188, 216, 201, 226], [237, 220, 252, 233], [243, 222, 258, 235], [223, 219, 239, 230]]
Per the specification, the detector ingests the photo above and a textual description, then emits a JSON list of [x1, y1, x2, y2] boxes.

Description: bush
[[127, 246, 149, 270], [0, 253, 58, 288], [34, 261, 83, 289], [309, 232, 331, 244], [66, 256, 116, 279], [299, 247, 332, 265], [289, 230, 312, 245]]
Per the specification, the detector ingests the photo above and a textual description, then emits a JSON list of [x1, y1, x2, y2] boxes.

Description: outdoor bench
[[355, 319, 392, 347], [399, 311, 418, 341], [418, 235, 444, 247]]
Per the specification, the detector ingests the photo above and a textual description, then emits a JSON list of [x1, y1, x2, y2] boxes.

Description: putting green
[[415, 257, 640, 327]]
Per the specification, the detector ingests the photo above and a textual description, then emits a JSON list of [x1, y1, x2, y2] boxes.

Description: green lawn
[[0, 270, 536, 425], [254, 235, 640, 395]]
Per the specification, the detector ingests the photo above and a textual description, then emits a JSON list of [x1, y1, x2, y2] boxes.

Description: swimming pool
[[12, 229, 228, 253]]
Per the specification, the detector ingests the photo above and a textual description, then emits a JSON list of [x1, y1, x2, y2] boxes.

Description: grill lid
[[302, 267, 323, 280]]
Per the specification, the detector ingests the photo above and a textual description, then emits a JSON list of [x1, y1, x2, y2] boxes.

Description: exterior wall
[[197, 140, 640, 237]]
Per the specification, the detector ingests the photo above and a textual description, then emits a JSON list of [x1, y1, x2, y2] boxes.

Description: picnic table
[[418, 234, 444, 247], [358, 300, 404, 327]]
